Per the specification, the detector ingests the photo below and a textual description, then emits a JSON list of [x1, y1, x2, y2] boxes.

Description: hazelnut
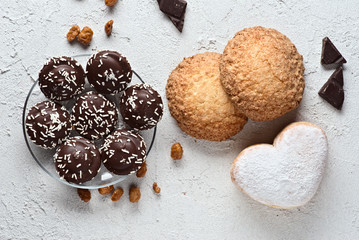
[[77, 189, 91, 202], [67, 25, 80, 42], [111, 188, 124, 202], [171, 143, 183, 160], [129, 187, 141, 203], [98, 185, 114, 195], [105, 0, 117, 7], [105, 20, 114, 36], [153, 182, 161, 194], [136, 162, 147, 178], [77, 26, 93, 46]]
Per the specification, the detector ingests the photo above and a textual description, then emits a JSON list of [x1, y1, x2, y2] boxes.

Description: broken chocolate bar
[[321, 37, 347, 65], [318, 67, 344, 110], [158, 0, 187, 32]]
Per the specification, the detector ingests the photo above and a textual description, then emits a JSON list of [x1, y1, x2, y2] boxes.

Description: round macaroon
[[71, 91, 119, 141], [220, 26, 305, 121], [101, 129, 146, 175], [38, 56, 85, 101], [86, 50, 132, 94], [119, 84, 164, 131], [166, 52, 248, 141], [54, 136, 101, 184], [25, 101, 72, 149]]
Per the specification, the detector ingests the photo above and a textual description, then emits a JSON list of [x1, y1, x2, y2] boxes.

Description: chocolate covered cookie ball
[[71, 91, 119, 141], [39, 56, 85, 101], [25, 101, 71, 149], [101, 129, 146, 175], [54, 137, 101, 184], [86, 50, 132, 94], [120, 84, 163, 130]]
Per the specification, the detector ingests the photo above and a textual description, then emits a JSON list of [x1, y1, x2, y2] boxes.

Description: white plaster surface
[[1, 0, 359, 239]]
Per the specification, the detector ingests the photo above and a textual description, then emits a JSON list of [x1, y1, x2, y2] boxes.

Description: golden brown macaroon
[[166, 52, 248, 141], [220, 26, 305, 121]]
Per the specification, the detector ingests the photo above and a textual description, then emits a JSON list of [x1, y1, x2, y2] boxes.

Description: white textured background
[[1, 0, 359, 239]]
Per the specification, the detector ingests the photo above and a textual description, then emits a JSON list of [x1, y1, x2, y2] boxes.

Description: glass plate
[[22, 54, 156, 189]]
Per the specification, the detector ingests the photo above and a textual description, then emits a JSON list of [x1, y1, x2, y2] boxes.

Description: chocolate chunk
[[321, 37, 347, 65], [168, 15, 185, 33], [160, 0, 187, 19], [318, 67, 344, 110], [329, 66, 344, 87], [157, 0, 187, 32]]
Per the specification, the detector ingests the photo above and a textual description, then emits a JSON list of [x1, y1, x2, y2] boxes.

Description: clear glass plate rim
[[22, 54, 157, 189]]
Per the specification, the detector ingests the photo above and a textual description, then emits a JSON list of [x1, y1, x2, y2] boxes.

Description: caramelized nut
[[105, 0, 117, 6], [136, 162, 147, 178], [171, 143, 183, 160], [98, 185, 114, 195], [129, 187, 141, 203], [77, 189, 91, 202], [153, 182, 161, 194], [105, 20, 114, 36], [67, 25, 80, 42], [111, 188, 124, 202], [77, 26, 93, 46]]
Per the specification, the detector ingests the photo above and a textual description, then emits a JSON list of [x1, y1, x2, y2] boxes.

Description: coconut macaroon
[[220, 26, 305, 121], [166, 52, 248, 141], [230, 122, 328, 209]]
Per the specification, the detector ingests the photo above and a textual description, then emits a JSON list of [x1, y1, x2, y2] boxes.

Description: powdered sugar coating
[[231, 122, 328, 209]]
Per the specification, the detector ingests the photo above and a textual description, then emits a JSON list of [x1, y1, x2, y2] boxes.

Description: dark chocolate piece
[[25, 101, 72, 149], [158, 0, 187, 32], [160, 0, 187, 19], [71, 91, 119, 140], [86, 50, 132, 94], [101, 129, 146, 175], [39, 57, 85, 101], [321, 37, 347, 65], [120, 84, 164, 131], [329, 66, 344, 87], [54, 137, 101, 184], [318, 67, 344, 110]]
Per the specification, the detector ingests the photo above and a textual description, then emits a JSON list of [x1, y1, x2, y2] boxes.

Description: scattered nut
[[67, 25, 81, 42], [105, 20, 114, 36], [129, 187, 141, 203], [98, 185, 114, 195], [105, 0, 117, 7], [111, 188, 124, 202], [171, 143, 183, 160], [77, 189, 91, 202], [136, 162, 147, 178], [153, 182, 161, 194], [77, 26, 93, 46]]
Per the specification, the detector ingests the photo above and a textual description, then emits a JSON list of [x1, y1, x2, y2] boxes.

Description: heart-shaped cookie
[[231, 122, 328, 209]]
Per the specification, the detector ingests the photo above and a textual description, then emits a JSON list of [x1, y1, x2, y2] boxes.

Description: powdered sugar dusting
[[232, 122, 328, 208]]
